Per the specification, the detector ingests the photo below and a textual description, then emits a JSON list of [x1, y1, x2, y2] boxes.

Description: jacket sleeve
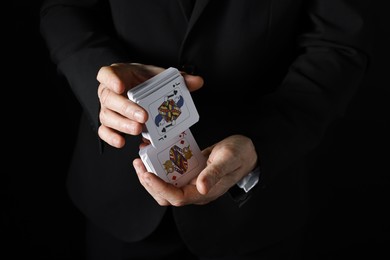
[[39, 0, 129, 133], [254, 0, 370, 186]]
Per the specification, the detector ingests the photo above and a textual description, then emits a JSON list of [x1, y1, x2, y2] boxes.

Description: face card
[[141, 129, 206, 187], [138, 75, 199, 148]]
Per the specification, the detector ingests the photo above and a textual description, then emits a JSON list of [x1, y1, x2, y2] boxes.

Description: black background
[[3, 1, 389, 259]]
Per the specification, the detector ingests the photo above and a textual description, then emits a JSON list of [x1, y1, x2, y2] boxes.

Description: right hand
[[96, 63, 204, 148], [133, 134, 258, 206]]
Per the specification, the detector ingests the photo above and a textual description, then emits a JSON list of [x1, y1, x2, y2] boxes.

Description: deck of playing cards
[[128, 67, 199, 148], [139, 129, 206, 187], [128, 67, 206, 187]]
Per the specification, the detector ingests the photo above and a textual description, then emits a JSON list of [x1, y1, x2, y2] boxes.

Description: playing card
[[131, 68, 199, 148], [139, 145, 155, 173], [139, 129, 206, 187], [127, 67, 179, 101], [135, 72, 181, 101]]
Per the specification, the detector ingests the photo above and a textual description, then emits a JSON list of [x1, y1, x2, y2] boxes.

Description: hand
[[133, 135, 258, 206], [96, 63, 204, 148]]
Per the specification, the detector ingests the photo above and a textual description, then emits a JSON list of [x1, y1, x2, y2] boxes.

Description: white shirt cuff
[[236, 166, 261, 193]]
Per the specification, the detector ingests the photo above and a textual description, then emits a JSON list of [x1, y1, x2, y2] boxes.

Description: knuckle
[[97, 125, 105, 139], [99, 87, 111, 105], [120, 120, 133, 134], [171, 199, 185, 207], [221, 145, 236, 158], [130, 123, 142, 135], [209, 165, 223, 180], [158, 200, 170, 206], [120, 102, 130, 116], [99, 109, 106, 123], [96, 66, 109, 84]]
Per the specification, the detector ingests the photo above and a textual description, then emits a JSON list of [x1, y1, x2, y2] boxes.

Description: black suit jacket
[[40, 0, 369, 256]]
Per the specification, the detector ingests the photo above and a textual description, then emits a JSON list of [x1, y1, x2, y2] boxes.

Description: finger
[[139, 137, 151, 149], [99, 107, 143, 135], [134, 159, 205, 206], [201, 145, 214, 158], [139, 142, 149, 150], [97, 64, 161, 94], [133, 159, 170, 206], [141, 137, 151, 144], [97, 66, 126, 94], [129, 63, 166, 79], [133, 158, 180, 203], [180, 184, 214, 206], [197, 150, 241, 195], [98, 86, 148, 123], [182, 74, 204, 92], [98, 125, 126, 148]]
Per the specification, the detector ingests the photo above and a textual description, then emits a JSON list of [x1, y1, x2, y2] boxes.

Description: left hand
[[96, 63, 204, 148], [133, 135, 258, 206]]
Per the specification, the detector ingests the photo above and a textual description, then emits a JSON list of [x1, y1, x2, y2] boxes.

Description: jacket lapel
[[177, 0, 210, 41], [186, 0, 210, 33], [177, 0, 210, 63]]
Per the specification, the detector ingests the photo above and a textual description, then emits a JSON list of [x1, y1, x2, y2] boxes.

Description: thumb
[[196, 161, 225, 195], [183, 74, 204, 92]]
